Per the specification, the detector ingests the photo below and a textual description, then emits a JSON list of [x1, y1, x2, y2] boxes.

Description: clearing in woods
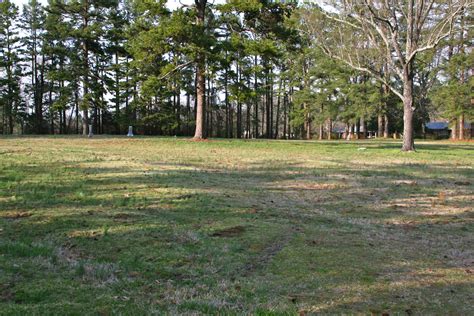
[[0, 136, 473, 314]]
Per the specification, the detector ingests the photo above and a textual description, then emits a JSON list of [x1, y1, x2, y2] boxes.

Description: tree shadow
[[0, 147, 472, 313]]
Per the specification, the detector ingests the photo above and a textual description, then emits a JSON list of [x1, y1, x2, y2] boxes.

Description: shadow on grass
[[0, 150, 473, 313]]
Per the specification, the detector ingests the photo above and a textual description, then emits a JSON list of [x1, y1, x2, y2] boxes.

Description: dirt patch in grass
[[1, 211, 32, 219], [242, 228, 296, 276], [272, 182, 342, 191], [454, 181, 471, 186], [174, 194, 194, 200], [189, 138, 211, 142], [112, 213, 135, 222], [210, 226, 246, 237]]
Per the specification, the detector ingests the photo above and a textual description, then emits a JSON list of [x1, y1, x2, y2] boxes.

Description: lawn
[[0, 136, 473, 314]]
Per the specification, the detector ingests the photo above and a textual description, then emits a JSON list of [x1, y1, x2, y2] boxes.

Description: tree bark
[[49, 81, 54, 134], [346, 124, 353, 140], [224, 57, 229, 138], [283, 93, 287, 139], [327, 118, 332, 140], [236, 59, 242, 138], [303, 102, 310, 139], [254, 55, 259, 138], [459, 114, 464, 140], [82, 0, 89, 136], [194, 60, 205, 139], [265, 65, 271, 138], [401, 72, 415, 151], [360, 116, 365, 139], [186, 91, 191, 135], [115, 52, 120, 134], [38, 51, 45, 133], [269, 69, 274, 139], [384, 114, 389, 138], [275, 77, 282, 139], [377, 114, 383, 138], [75, 89, 79, 134], [306, 112, 311, 140], [193, 0, 207, 139], [451, 118, 458, 140]]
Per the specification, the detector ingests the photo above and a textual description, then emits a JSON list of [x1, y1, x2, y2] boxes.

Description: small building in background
[[425, 121, 473, 140], [425, 121, 450, 139], [463, 122, 473, 139]]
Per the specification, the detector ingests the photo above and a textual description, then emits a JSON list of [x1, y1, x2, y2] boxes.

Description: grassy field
[[0, 136, 473, 315]]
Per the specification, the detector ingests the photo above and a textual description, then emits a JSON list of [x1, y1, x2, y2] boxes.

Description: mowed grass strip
[[0, 136, 473, 314]]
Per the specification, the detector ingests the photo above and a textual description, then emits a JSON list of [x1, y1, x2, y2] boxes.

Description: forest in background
[[0, 0, 472, 145]]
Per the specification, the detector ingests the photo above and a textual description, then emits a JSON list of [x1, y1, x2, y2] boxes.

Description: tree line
[[0, 0, 472, 150]]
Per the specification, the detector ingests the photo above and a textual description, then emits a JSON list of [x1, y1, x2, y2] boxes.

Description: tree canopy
[[0, 0, 472, 147]]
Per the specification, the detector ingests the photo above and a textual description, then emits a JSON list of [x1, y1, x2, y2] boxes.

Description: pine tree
[[0, 0, 23, 134], [20, 0, 46, 133]]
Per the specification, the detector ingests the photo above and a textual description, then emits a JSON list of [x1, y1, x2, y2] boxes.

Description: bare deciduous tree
[[300, 0, 470, 151]]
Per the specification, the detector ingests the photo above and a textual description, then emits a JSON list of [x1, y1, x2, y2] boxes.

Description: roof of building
[[426, 121, 449, 130], [426, 121, 472, 130]]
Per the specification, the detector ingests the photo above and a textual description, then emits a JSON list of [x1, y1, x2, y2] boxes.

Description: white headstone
[[127, 126, 134, 137]]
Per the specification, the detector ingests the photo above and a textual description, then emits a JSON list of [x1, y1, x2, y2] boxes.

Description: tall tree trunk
[[384, 114, 389, 138], [246, 100, 251, 138], [1, 101, 4, 134], [265, 66, 270, 138], [75, 89, 79, 134], [269, 69, 274, 139], [306, 110, 311, 140], [5, 37, 14, 134], [261, 95, 265, 138], [194, 58, 205, 139], [360, 116, 366, 139], [67, 101, 75, 134], [377, 114, 383, 138], [49, 81, 54, 134], [346, 124, 353, 140], [451, 118, 458, 140], [224, 61, 229, 138], [207, 74, 212, 137], [275, 77, 282, 139], [459, 114, 464, 140], [283, 93, 287, 139], [236, 59, 242, 138], [254, 55, 259, 138], [176, 86, 181, 135], [458, 9, 465, 140], [125, 56, 130, 127], [115, 52, 120, 134], [327, 118, 332, 140], [193, 0, 207, 139], [38, 51, 45, 133], [186, 91, 191, 135], [82, 0, 89, 136], [401, 69, 415, 151]]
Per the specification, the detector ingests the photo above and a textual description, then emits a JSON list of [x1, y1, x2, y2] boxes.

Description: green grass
[[0, 136, 473, 314]]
